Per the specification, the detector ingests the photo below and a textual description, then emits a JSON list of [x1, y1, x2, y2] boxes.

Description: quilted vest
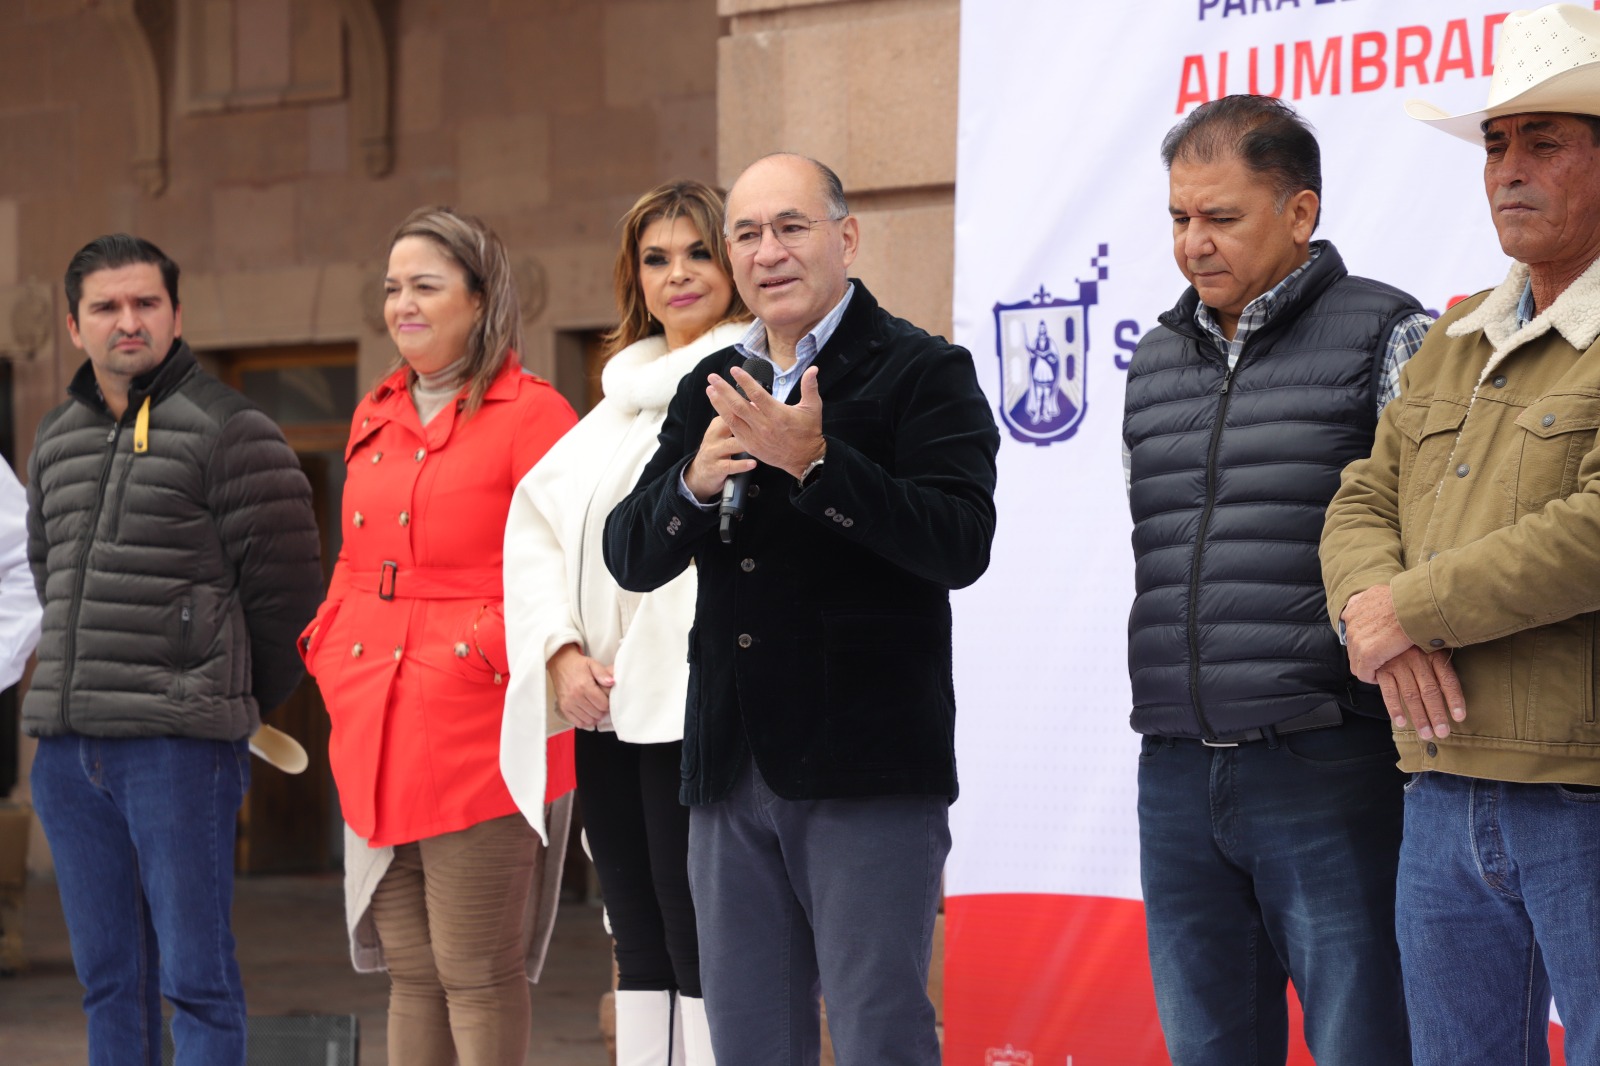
[[1123, 242, 1421, 738]]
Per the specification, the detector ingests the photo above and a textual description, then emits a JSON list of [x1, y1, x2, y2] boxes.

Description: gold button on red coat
[[399, 512, 410, 526], [353, 511, 364, 527]]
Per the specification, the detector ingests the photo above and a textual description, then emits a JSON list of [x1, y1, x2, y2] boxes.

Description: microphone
[[719, 355, 775, 544]]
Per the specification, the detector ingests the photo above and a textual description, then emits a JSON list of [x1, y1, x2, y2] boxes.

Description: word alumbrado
[[1176, 12, 1515, 112]]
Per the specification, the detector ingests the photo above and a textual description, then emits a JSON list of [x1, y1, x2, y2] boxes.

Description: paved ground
[[0, 873, 614, 1065]]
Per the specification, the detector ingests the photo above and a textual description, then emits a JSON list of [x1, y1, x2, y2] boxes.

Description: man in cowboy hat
[[1323, 5, 1600, 1063]]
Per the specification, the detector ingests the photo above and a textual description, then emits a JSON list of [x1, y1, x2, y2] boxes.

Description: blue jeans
[[1397, 771, 1600, 1066], [1137, 715, 1410, 1066], [689, 759, 949, 1066], [31, 735, 250, 1066]]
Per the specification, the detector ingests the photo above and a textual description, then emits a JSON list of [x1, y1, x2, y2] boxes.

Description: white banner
[[948, 2, 1568, 1061]]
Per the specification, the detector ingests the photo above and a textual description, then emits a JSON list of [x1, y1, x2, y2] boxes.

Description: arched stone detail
[[98, 0, 173, 196], [514, 257, 548, 322], [331, 0, 394, 179], [0, 283, 54, 361]]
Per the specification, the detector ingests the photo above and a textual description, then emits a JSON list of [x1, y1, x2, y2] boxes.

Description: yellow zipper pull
[[133, 396, 151, 454]]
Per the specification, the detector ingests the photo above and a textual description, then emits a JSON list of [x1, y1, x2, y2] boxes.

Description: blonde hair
[[386, 206, 520, 417], [602, 180, 748, 358]]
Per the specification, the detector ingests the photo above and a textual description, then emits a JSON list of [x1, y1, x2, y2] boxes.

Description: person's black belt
[[1199, 702, 1344, 747]]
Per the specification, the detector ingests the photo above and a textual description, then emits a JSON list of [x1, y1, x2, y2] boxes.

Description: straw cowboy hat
[[1406, 4, 1600, 142]]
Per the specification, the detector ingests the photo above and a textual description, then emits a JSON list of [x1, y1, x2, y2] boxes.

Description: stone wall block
[[844, 8, 958, 189], [719, 0, 844, 14], [0, 23, 56, 106], [779, 24, 852, 166], [719, 23, 858, 179], [549, 107, 658, 202], [234, 0, 293, 93], [654, 96, 720, 186], [0, 201, 19, 289], [128, 184, 214, 279], [458, 114, 552, 216], [24, 0, 90, 21], [211, 185, 297, 273], [313, 261, 371, 340], [0, 109, 76, 202], [397, 28, 444, 134], [289, 1, 343, 92], [605, 0, 721, 107], [306, 102, 351, 175], [173, 109, 311, 186], [534, 244, 617, 328], [296, 173, 455, 266], [492, 195, 638, 256], [851, 203, 955, 339], [441, 18, 513, 121], [185, 266, 323, 349], [499, 6, 606, 116], [20, 193, 107, 294], [717, 31, 783, 182]]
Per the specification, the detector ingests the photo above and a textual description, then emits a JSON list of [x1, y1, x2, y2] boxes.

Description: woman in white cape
[[502, 180, 748, 1066]]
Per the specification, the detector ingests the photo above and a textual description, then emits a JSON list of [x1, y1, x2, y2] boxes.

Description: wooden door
[[220, 345, 358, 873]]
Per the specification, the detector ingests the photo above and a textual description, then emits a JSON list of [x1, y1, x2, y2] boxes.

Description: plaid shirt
[[1123, 248, 1433, 490]]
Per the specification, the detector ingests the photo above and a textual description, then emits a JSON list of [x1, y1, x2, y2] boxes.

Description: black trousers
[[574, 728, 701, 995]]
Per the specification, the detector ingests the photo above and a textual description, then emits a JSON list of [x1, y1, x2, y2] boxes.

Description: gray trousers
[[688, 759, 950, 1066]]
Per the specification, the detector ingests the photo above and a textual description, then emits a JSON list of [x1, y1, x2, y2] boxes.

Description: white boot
[[678, 994, 716, 1066], [615, 989, 683, 1066]]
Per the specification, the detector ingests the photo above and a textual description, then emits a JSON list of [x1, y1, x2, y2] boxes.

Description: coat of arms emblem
[[992, 248, 1106, 446]]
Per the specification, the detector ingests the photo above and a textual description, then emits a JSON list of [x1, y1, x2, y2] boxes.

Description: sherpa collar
[[1448, 254, 1600, 383]]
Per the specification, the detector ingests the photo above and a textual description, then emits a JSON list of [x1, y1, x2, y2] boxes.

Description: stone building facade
[[0, 0, 960, 874]]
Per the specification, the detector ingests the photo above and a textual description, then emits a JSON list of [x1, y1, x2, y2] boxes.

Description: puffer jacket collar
[[66, 339, 198, 416]]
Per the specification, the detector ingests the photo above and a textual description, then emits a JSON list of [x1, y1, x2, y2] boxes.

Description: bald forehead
[[727, 155, 830, 222]]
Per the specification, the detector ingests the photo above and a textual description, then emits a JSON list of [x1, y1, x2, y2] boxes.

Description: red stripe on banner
[[944, 894, 1567, 1065]]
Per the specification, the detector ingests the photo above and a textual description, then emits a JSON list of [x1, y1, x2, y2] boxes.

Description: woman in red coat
[[300, 206, 577, 1066]]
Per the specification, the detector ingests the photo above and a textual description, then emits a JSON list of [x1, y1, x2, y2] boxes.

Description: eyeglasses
[[727, 215, 845, 255]]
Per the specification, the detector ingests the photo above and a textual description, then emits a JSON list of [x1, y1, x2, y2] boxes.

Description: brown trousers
[[369, 813, 544, 1066]]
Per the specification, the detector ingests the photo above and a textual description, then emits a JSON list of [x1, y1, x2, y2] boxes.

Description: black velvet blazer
[[603, 282, 1000, 805]]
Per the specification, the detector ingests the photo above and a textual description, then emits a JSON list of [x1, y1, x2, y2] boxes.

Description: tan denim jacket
[[1322, 257, 1600, 785]]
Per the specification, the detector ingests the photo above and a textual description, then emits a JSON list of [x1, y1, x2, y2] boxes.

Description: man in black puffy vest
[[24, 235, 321, 1065], [1121, 96, 1432, 1066]]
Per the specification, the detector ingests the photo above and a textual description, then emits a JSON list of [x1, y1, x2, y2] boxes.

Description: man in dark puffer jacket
[[24, 234, 320, 1066], [1122, 97, 1432, 1066]]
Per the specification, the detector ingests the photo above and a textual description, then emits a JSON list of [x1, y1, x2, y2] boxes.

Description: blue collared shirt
[[679, 283, 856, 506], [733, 282, 856, 402], [1517, 279, 1537, 328]]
